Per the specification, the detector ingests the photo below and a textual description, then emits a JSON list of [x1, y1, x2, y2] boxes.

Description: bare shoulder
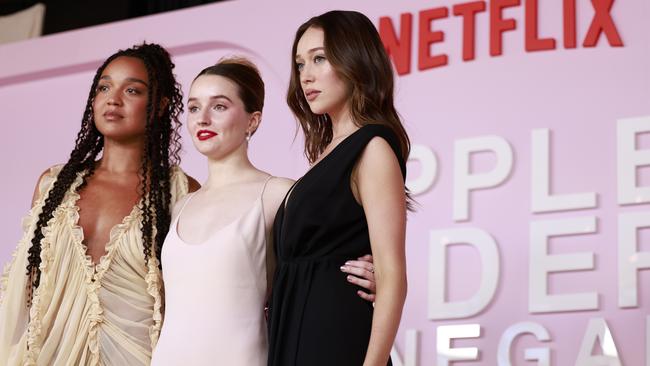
[[357, 136, 400, 174], [171, 191, 193, 218], [362, 136, 398, 161], [262, 176, 295, 219], [266, 176, 295, 197]]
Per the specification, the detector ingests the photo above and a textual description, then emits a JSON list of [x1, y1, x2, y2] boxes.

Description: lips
[[304, 89, 321, 102], [197, 129, 218, 141], [103, 111, 124, 121]]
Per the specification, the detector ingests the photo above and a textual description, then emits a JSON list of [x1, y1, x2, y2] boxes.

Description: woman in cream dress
[[0, 47, 374, 365], [0, 43, 200, 365]]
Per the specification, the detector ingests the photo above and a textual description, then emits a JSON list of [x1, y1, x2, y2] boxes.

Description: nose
[[106, 90, 122, 106], [300, 63, 314, 85], [195, 108, 211, 127]]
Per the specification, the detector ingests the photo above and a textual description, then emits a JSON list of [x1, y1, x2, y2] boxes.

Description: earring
[[245, 131, 251, 142]]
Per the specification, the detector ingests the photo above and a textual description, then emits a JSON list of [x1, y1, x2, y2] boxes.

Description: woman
[[151, 57, 378, 365], [267, 10, 410, 366], [0, 43, 200, 365]]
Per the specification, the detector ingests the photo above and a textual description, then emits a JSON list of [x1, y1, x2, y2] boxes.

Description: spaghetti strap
[[174, 192, 197, 225], [260, 175, 274, 198], [259, 175, 274, 230]]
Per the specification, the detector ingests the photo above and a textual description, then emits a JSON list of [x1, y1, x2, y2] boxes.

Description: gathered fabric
[[0, 165, 188, 366]]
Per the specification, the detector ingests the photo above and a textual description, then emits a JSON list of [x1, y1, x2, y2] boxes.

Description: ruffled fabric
[[146, 165, 188, 348], [146, 255, 163, 347], [1, 165, 189, 366], [0, 165, 60, 307]]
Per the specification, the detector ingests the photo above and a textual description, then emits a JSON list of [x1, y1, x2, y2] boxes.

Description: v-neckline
[[68, 173, 139, 281], [283, 126, 365, 210]]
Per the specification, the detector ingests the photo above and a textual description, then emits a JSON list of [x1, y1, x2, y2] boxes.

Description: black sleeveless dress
[[267, 124, 406, 366]]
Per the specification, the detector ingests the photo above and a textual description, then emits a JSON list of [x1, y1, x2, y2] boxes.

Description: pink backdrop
[[0, 0, 648, 364]]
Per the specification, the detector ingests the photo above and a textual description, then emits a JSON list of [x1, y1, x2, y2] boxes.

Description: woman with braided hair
[[0, 44, 377, 365], [150, 56, 379, 365], [0, 43, 200, 365]]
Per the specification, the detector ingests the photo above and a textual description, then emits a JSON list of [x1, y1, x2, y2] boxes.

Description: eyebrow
[[295, 47, 325, 60], [99, 75, 148, 86], [187, 95, 233, 103]]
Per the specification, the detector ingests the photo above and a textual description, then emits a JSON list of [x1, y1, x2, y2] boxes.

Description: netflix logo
[[378, 0, 624, 75]]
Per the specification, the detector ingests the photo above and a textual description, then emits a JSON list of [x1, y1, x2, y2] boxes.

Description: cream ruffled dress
[[0, 165, 188, 366]]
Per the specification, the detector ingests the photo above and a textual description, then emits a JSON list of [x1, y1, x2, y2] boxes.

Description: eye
[[188, 105, 199, 113], [96, 84, 109, 93], [295, 62, 304, 72], [314, 55, 326, 64], [126, 87, 142, 95], [214, 104, 227, 111]]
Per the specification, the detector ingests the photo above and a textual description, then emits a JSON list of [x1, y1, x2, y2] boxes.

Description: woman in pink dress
[[151, 57, 377, 365]]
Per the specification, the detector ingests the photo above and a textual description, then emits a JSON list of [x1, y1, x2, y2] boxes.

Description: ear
[[247, 111, 262, 136], [158, 97, 170, 117]]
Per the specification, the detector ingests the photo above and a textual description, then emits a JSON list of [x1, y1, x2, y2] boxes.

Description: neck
[[328, 104, 357, 138], [98, 138, 145, 174], [203, 143, 256, 189]]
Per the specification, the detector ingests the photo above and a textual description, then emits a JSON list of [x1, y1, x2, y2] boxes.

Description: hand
[[341, 254, 376, 302]]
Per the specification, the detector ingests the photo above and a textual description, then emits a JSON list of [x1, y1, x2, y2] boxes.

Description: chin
[[307, 103, 327, 116]]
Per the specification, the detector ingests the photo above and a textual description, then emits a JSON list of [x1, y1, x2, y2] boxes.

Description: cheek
[[91, 97, 101, 114], [219, 111, 245, 131]]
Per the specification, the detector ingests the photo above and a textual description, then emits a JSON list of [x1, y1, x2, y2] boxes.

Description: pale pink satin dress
[[151, 177, 272, 366]]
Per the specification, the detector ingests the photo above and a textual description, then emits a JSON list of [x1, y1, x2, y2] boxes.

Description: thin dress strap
[[260, 175, 274, 198], [173, 192, 197, 226], [259, 175, 274, 228]]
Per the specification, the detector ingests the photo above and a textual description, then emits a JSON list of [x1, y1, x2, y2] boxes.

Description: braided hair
[[25, 43, 183, 305]]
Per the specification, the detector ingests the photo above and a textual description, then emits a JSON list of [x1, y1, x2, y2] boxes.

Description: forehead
[[189, 74, 240, 98], [296, 26, 324, 56], [101, 56, 148, 82]]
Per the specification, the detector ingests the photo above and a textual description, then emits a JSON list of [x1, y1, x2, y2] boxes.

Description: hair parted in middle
[[25, 42, 183, 306], [286, 10, 411, 165], [193, 56, 265, 117]]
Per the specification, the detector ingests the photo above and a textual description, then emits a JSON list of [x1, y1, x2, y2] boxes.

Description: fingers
[[344, 273, 376, 292], [341, 258, 377, 304], [357, 254, 374, 263], [342, 261, 374, 279], [356, 290, 376, 303]]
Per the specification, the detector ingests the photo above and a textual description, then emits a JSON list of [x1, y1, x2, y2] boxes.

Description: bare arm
[[353, 137, 407, 366], [261, 177, 295, 296], [341, 254, 376, 302]]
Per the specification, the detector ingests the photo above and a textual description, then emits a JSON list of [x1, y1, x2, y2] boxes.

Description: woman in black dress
[[268, 10, 410, 366]]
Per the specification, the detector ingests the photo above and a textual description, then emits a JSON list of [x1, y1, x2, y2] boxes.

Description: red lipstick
[[197, 129, 218, 141]]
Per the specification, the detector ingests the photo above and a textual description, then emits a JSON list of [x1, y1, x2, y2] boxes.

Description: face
[[93, 56, 149, 142], [187, 74, 258, 159], [295, 26, 350, 116]]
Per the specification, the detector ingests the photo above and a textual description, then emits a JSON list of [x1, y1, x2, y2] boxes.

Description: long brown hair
[[287, 10, 410, 164]]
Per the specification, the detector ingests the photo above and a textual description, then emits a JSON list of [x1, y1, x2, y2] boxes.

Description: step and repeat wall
[[0, 0, 648, 364]]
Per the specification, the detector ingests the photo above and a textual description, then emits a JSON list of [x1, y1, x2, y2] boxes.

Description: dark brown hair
[[193, 56, 264, 132], [287, 10, 410, 164], [26, 43, 183, 305]]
